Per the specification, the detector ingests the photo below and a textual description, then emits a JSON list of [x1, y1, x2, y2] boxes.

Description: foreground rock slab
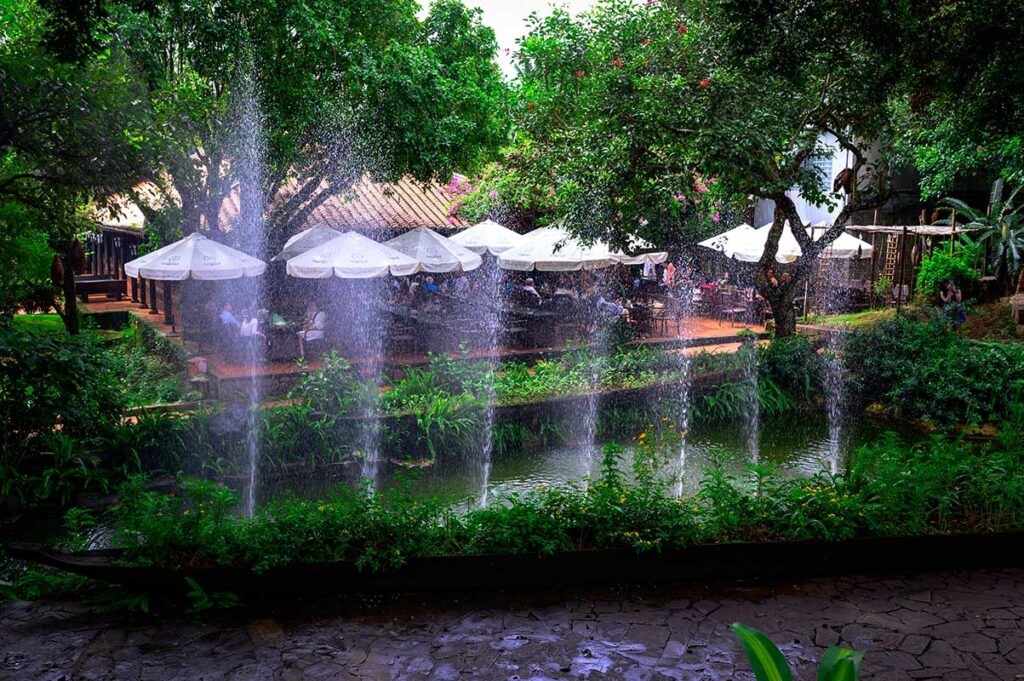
[[3, 568, 1024, 680]]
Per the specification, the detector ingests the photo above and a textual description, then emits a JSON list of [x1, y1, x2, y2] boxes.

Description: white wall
[[753, 132, 851, 227]]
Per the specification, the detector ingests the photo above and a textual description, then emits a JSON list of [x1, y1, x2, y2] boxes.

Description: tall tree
[[0, 0, 152, 333], [464, 0, 908, 335], [894, 0, 1024, 199], [105, 0, 509, 253]]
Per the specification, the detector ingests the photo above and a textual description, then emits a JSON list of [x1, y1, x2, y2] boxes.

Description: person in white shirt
[[239, 310, 264, 339], [297, 300, 327, 359], [521, 277, 542, 302]]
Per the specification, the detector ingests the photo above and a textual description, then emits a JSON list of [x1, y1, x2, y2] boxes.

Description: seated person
[[553, 275, 579, 301], [453, 274, 470, 296], [297, 300, 327, 359], [520, 277, 542, 303], [597, 294, 628, 319], [239, 309, 264, 339], [422, 276, 439, 294], [219, 302, 242, 333]]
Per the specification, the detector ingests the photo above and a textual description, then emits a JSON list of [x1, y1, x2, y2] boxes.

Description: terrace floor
[[2, 567, 1021, 680], [82, 297, 763, 397]]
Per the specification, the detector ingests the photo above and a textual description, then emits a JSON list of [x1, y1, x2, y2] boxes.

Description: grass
[[12, 313, 66, 334], [800, 308, 896, 328]]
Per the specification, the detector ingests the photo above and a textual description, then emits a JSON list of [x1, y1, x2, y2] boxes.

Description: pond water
[[260, 414, 911, 506]]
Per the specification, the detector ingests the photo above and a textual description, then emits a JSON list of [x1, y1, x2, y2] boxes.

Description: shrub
[[915, 242, 979, 300], [0, 327, 127, 455], [84, 429, 1024, 576], [845, 310, 1024, 424]]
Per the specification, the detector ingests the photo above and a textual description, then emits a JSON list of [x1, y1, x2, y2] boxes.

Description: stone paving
[[3, 568, 1024, 680]]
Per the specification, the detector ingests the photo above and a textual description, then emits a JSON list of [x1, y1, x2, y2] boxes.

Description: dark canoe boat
[[8, 531, 1024, 596]]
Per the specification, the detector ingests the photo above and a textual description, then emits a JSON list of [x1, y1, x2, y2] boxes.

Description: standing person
[[939, 280, 966, 328], [663, 262, 677, 289]]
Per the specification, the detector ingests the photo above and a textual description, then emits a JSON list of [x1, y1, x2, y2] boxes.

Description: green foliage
[[892, 3, 1024, 198], [183, 577, 239, 613], [845, 311, 1024, 424], [847, 432, 1024, 535], [0, 326, 127, 455], [80, 428, 1024, 578], [758, 335, 823, 401], [731, 623, 863, 681], [915, 241, 979, 299]]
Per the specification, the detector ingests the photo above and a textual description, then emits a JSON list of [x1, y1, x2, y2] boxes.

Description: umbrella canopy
[[809, 223, 875, 259], [615, 235, 669, 266], [286, 231, 420, 279], [448, 219, 527, 256], [124, 232, 267, 280], [497, 226, 620, 272], [699, 222, 873, 263], [273, 224, 344, 262], [696, 223, 758, 259], [383, 227, 483, 273]]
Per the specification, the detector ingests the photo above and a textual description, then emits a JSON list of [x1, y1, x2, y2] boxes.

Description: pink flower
[[699, 78, 711, 88], [712, 212, 721, 222], [613, 58, 623, 68], [575, 70, 586, 78], [489, 190, 499, 200], [548, 187, 556, 196], [447, 217, 457, 225], [672, 192, 687, 203], [678, 24, 687, 35], [641, 39, 651, 46]]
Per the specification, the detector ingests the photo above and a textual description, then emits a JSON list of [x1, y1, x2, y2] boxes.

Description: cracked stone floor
[[3, 568, 1024, 680]]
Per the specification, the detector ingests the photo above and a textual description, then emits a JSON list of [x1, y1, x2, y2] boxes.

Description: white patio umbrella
[[383, 227, 483, 273], [448, 219, 527, 256], [696, 223, 758, 259], [273, 224, 344, 262], [699, 222, 873, 263], [497, 226, 620, 272], [614, 235, 669, 266], [809, 223, 875, 259], [124, 232, 267, 280], [286, 231, 420, 279]]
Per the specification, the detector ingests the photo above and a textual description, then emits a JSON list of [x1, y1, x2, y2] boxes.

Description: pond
[[259, 413, 912, 506]]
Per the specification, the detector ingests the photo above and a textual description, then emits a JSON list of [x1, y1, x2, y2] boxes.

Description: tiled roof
[[219, 174, 468, 234], [98, 174, 468, 234]]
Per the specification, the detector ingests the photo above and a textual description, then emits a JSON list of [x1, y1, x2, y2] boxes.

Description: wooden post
[[896, 224, 908, 311], [138, 276, 148, 308], [129, 242, 139, 303], [950, 209, 957, 254], [149, 279, 159, 314]]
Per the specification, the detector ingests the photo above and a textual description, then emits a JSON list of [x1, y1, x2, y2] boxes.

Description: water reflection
[[260, 415, 908, 505]]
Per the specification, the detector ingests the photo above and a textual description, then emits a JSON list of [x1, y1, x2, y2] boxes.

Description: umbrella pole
[[163, 282, 177, 335]]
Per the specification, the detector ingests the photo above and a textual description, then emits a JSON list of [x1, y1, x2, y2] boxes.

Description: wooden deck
[[82, 298, 763, 398]]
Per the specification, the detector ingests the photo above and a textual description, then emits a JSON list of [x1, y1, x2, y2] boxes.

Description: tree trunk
[[763, 283, 798, 337], [61, 240, 80, 335]]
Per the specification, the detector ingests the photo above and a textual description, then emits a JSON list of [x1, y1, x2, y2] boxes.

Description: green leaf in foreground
[[818, 644, 863, 681], [730, 622, 793, 681]]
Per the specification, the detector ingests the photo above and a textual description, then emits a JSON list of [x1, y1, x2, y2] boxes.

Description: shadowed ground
[[2, 568, 1023, 680]]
